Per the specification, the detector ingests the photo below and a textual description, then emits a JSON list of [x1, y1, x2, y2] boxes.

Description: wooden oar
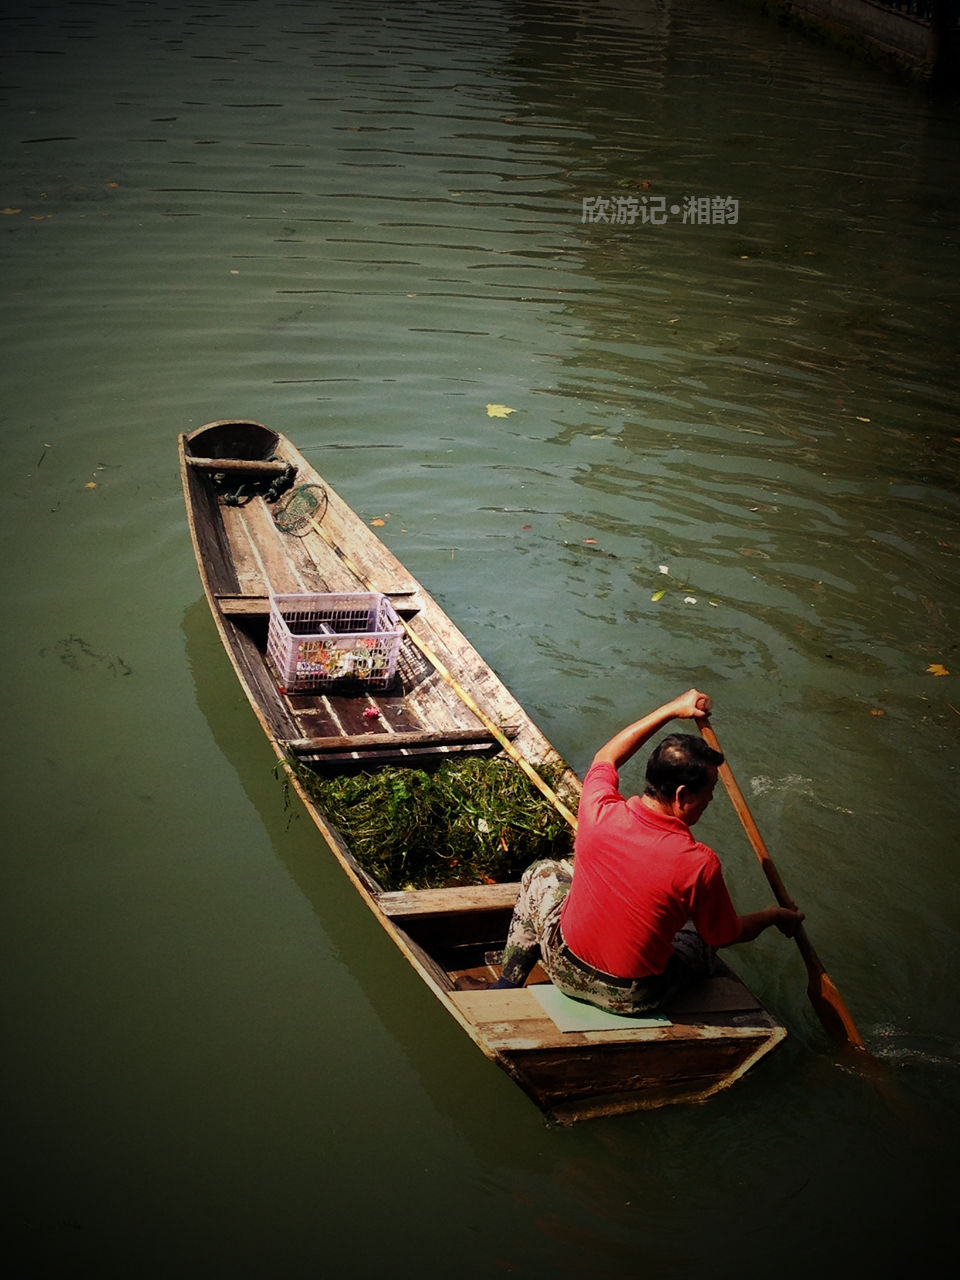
[[273, 487, 579, 831], [698, 718, 867, 1052]]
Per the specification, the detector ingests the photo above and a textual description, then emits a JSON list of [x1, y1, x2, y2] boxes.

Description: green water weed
[[290, 756, 575, 891]]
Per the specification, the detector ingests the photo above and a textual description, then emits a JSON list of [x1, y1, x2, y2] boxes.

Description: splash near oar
[[697, 718, 868, 1054]]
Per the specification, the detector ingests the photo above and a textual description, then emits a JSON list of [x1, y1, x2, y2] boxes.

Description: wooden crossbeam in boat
[[280, 726, 519, 756], [215, 592, 422, 619], [383, 588, 420, 611], [217, 594, 271, 616], [186, 455, 291, 474], [379, 882, 520, 918]]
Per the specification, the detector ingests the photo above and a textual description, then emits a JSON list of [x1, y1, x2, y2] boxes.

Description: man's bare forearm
[[592, 689, 712, 770]]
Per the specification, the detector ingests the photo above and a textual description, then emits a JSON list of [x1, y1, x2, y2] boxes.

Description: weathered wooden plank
[[216, 591, 423, 621], [281, 726, 519, 755], [507, 1033, 782, 1119], [217, 594, 271, 616], [219, 504, 270, 596], [449, 988, 776, 1050], [317, 691, 415, 736], [186, 455, 290, 474], [380, 883, 519, 918], [234, 500, 322, 595], [184, 468, 239, 598], [300, 472, 407, 598], [228, 622, 301, 742], [292, 703, 372, 742], [462, 1016, 773, 1057], [383, 589, 421, 617]]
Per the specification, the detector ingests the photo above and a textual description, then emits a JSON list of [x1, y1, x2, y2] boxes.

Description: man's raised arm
[[592, 688, 713, 771]]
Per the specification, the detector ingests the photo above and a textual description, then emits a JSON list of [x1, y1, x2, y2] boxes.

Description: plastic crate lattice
[[267, 592, 403, 692]]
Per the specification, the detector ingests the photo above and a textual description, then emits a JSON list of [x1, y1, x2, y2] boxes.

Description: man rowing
[[492, 688, 804, 1014]]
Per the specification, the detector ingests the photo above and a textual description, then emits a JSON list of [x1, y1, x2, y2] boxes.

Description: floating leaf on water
[[684, 596, 697, 604], [486, 403, 515, 418], [659, 564, 669, 575], [371, 517, 385, 527], [927, 663, 950, 677], [651, 589, 665, 602]]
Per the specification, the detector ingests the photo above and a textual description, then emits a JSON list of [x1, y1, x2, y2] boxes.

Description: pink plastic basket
[[266, 592, 403, 693]]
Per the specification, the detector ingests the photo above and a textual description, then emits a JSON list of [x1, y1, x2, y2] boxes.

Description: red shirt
[[559, 761, 741, 978]]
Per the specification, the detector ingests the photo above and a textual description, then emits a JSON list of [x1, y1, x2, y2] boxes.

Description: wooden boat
[[179, 419, 786, 1123]]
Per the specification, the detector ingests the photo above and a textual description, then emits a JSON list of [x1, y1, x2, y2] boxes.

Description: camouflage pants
[[500, 859, 718, 1016]]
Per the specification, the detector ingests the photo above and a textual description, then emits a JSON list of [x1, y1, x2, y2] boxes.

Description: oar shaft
[[698, 721, 794, 908], [698, 717, 867, 1052]]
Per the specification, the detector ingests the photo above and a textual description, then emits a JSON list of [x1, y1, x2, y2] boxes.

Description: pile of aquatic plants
[[293, 756, 575, 891]]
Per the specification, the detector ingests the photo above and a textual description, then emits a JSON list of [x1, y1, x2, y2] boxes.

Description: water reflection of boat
[[179, 418, 785, 1123]]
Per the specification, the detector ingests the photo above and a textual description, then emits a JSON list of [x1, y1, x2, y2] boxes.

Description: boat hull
[[179, 419, 786, 1122]]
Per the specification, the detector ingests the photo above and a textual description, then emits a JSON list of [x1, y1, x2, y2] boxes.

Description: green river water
[[1, 1, 958, 1275]]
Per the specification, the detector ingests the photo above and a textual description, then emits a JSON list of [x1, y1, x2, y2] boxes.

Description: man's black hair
[[644, 733, 724, 802]]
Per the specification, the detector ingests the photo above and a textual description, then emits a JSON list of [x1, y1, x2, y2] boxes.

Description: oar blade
[[700, 718, 871, 1056], [807, 969, 867, 1052]]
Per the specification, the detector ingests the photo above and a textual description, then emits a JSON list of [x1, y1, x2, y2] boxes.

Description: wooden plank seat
[[217, 594, 271, 616], [451, 977, 765, 1046], [216, 591, 423, 619], [379, 882, 520, 918], [280, 727, 519, 756]]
